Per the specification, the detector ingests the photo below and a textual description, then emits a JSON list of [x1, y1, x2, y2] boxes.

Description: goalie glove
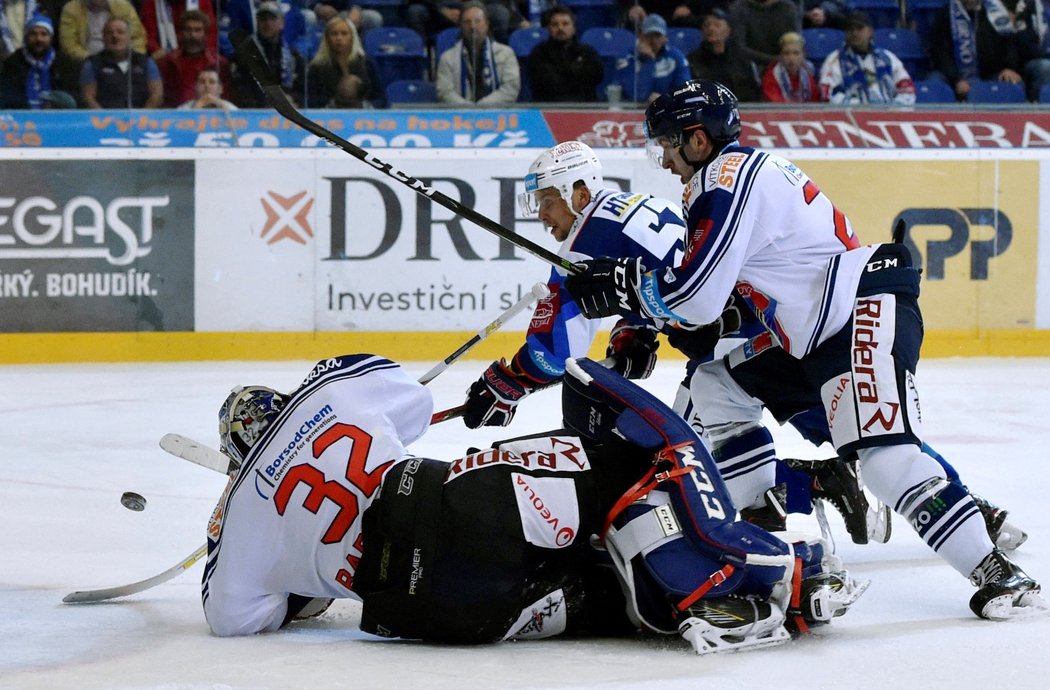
[[606, 319, 660, 379], [564, 257, 644, 319], [463, 359, 533, 429], [664, 295, 743, 361]]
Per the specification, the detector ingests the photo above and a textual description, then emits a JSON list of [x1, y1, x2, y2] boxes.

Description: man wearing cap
[[818, 11, 915, 104], [219, 0, 306, 59], [0, 14, 75, 107], [614, 13, 690, 104], [230, 0, 303, 106]]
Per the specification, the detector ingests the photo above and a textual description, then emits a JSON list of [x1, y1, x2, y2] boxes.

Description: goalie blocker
[[355, 358, 866, 652]]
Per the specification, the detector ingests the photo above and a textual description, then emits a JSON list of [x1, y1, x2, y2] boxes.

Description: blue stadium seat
[[966, 80, 1026, 104], [434, 26, 461, 59], [802, 28, 845, 67], [667, 26, 702, 56], [509, 26, 546, 58], [913, 78, 955, 103], [581, 27, 635, 101], [364, 27, 427, 84], [849, 0, 902, 29], [385, 79, 437, 104], [562, 0, 618, 34], [1040, 83, 1050, 104], [874, 27, 928, 78]]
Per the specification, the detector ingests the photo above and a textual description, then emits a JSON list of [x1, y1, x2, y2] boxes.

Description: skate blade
[[995, 522, 1028, 552], [682, 624, 792, 655], [981, 589, 1047, 621], [867, 500, 892, 544]]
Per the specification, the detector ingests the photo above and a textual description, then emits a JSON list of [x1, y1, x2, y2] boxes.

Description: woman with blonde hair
[[761, 31, 822, 103], [306, 14, 385, 108]]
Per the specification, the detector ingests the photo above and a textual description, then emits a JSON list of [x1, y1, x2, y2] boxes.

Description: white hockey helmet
[[217, 385, 286, 468], [518, 141, 604, 216]]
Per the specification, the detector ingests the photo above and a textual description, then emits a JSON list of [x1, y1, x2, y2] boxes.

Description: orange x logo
[[260, 191, 314, 245]]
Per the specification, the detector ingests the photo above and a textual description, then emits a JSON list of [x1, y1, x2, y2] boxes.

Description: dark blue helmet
[[644, 80, 741, 148]]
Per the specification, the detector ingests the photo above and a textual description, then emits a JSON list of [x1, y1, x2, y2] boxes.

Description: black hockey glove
[[463, 359, 533, 429], [606, 319, 660, 379], [665, 297, 743, 361], [564, 257, 644, 319]]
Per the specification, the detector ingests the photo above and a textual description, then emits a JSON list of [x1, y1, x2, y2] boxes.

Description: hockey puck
[[120, 491, 147, 512]]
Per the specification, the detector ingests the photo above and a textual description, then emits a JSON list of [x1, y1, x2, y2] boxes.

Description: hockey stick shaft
[[418, 282, 549, 385], [233, 35, 578, 276], [62, 543, 208, 604]]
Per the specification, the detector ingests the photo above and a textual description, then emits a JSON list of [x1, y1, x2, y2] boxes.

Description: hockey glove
[[463, 359, 532, 429], [606, 319, 660, 379], [665, 296, 744, 361], [564, 257, 644, 319]]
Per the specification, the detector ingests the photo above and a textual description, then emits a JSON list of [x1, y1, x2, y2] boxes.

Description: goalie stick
[[62, 544, 207, 604], [232, 33, 578, 277]]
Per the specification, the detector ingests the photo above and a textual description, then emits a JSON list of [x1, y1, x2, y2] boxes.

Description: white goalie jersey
[[202, 355, 433, 636]]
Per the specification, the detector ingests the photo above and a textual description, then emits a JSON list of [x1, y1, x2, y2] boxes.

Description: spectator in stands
[[305, 13, 384, 107], [177, 66, 237, 107], [802, 0, 846, 30], [761, 30, 820, 101], [728, 0, 800, 73], [1, 0, 35, 60], [230, 1, 304, 106], [310, 3, 382, 36], [79, 16, 163, 107], [1014, 0, 1050, 100], [156, 9, 230, 107], [407, 1, 462, 45], [687, 7, 760, 101], [0, 14, 76, 107], [927, 0, 1025, 101], [526, 5, 603, 102], [220, 0, 307, 59], [614, 12, 690, 103], [621, 1, 710, 31], [60, 0, 145, 67], [139, 0, 218, 60], [818, 11, 914, 104], [435, 1, 520, 106]]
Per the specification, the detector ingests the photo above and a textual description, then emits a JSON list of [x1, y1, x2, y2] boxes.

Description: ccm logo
[[893, 208, 1011, 280]]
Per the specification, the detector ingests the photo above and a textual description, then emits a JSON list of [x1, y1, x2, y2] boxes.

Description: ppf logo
[[893, 208, 1011, 280], [260, 190, 314, 245]]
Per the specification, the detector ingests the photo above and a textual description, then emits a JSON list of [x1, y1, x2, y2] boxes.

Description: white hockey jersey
[[639, 145, 880, 359], [202, 355, 433, 636]]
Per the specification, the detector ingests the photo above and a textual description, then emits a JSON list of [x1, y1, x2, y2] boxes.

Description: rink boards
[[1, 146, 1049, 363]]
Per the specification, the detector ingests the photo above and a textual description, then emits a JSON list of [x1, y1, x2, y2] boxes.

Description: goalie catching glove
[[463, 359, 536, 429], [606, 320, 659, 379]]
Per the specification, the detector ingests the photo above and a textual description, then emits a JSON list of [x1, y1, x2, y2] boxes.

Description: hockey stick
[[232, 34, 578, 276], [62, 543, 208, 604]]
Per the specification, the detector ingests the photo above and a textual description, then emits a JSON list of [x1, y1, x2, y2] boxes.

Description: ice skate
[[678, 595, 791, 655], [972, 494, 1028, 551], [969, 549, 1045, 620], [785, 457, 882, 544]]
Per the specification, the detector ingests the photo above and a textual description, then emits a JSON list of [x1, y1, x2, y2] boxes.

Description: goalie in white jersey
[[201, 353, 868, 651], [564, 79, 1044, 620]]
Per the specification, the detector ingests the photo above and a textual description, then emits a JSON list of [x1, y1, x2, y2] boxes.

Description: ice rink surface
[[2, 356, 1049, 689]]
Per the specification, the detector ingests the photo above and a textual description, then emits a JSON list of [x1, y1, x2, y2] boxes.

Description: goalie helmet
[[644, 80, 740, 167], [217, 385, 287, 468], [517, 141, 604, 217]]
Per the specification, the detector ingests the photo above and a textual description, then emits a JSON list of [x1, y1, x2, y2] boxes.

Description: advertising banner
[[0, 110, 555, 149], [543, 110, 1050, 149], [0, 160, 195, 332]]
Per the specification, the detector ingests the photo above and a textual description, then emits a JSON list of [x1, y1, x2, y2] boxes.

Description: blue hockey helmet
[[217, 385, 286, 468], [643, 80, 741, 166]]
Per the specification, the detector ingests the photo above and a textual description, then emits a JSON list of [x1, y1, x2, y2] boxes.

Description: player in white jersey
[[201, 352, 867, 651], [462, 141, 687, 429], [563, 79, 1043, 620]]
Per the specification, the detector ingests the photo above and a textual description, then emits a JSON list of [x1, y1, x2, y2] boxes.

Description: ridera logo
[[260, 190, 314, 245]]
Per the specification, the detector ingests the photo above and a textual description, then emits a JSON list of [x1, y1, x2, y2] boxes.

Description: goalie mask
[[218, 385, 287, 468], [517, 141, 604, 217]]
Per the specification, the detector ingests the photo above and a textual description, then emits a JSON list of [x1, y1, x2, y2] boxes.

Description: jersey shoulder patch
[[704, 150, 752, 194], [590, 191, 648, 222]]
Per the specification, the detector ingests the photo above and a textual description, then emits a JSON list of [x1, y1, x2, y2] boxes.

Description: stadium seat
[[385, 79, 437, 104], [966, 80, 1026, 104], [874, 27, 928, 79], [562, 0, 618, 34], [581, 27, 635, 101], [849, 0, 902, 29], [802, 28, 844, 67], [364, 27, 427, 84], [509, 26, 546, 58], [913, 78, 956, 103], [1040, 83, 1050, 104], [434, 26, 461, 59], [359, 0, 404, 27], [667, 26, 702, 56]]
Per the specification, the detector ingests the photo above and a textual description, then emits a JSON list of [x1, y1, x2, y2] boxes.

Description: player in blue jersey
[[564, 79, 1043, 620]]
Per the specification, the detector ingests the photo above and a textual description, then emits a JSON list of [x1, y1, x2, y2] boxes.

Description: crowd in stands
[[2, 0, 1050, 109]]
